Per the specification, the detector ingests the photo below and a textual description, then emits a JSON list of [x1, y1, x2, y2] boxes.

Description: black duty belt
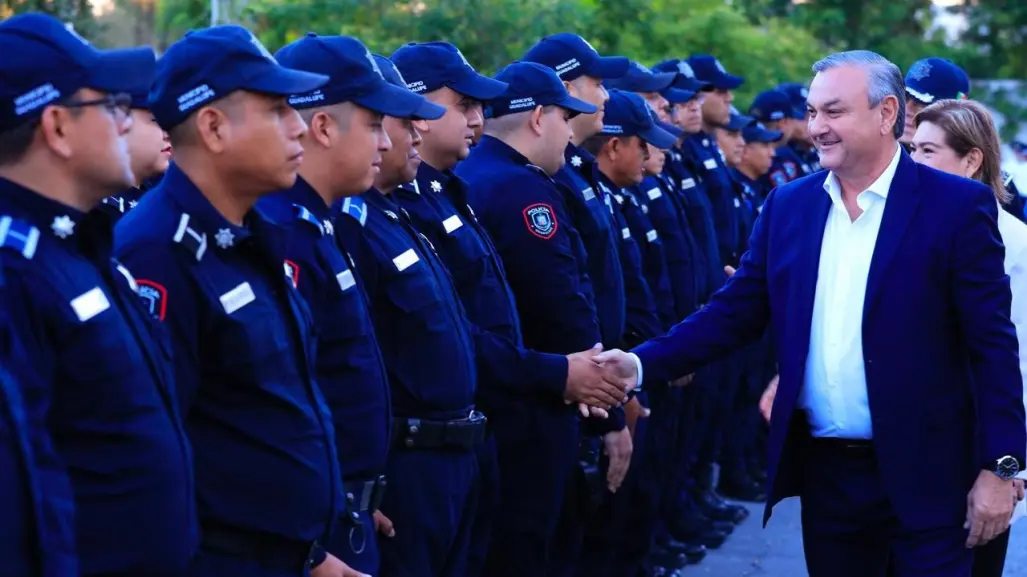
[[201, 521, 316, 572], [343, 475, 387, 519], [392, 410, 487, 451]]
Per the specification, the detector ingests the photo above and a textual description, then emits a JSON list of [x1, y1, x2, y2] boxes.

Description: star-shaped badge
[[322, 219, 334, 236], [129, 200, 138, 209], [215, 228, 235, 249], [571, 156, 583, 167], [51, 215, 75, 239], [430, 180, 442, 193]]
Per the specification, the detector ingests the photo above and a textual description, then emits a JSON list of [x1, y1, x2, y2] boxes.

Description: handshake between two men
[[563, 345, 692, 417]]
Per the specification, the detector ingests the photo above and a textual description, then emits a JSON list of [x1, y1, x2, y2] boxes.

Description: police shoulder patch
[[284, 259, 300, 288], [135, 279, 168, 321], [522, 203, 558, 240], [0, 216, 40, 260], [339, 197, 368, 227], [770, 170, 787, 186]]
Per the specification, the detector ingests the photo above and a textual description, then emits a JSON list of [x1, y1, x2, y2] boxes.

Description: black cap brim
[[586, 55, 630, 80], [88, 47, 157, 94], [721, 114, 753, 131], [710, 73, 744, 91], [246, 66, 331, 98], [450, 72, 509, 101], [639, 123, 678, 150], [747, 128, 784, 143], [661, 87, 697, 104], [657, 119, 685, 139], [354, 82, 446, 120], [555, 94, 598, 118]]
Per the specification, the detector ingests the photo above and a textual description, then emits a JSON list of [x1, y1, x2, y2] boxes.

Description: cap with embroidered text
[[370, 54, 446, 120], [777, 82, 809, 118], [275, 34, 444, 121], [742, 121, 783, 144], [486, 61, 597, 119], [905, 57, 970, 105], [148, 25, 329, 131], [0, 13, 157, 133], [521, 33, 629, 82], [749, 89, 797, 123], [601, 89, 676, 150], [652, 58, 714, 93], [390, 41, 507, 101], [605, 61, 676, 94], [686, 55, 744, 91]]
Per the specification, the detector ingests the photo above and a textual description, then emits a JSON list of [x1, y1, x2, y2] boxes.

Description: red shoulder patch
[[284, 260, 300, 289], [522, 203, 558, 240], [135, 279, 167, 322]]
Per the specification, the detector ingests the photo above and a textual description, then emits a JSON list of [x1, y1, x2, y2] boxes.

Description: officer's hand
[[624, 397, 650, 438], [566, 343, 629, 408], [603, 427, 633, 493], [373, 510, 395, 538], [670, 373, 694, 387], [310, 553, 371, 577], [592, 349, 639, 392], [578, 403, 609, 419], [759, 375, 779, 423], [724, 265, 737, 278]]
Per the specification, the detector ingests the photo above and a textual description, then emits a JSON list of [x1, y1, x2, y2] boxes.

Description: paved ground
[[691, 497, 1027, 576]]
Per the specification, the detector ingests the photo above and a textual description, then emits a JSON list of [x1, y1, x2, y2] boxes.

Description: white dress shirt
[[799, 144, 903, 439]]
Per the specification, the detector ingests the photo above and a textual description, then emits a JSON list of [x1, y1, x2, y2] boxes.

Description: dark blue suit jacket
[[633, 151, 1026, 529]]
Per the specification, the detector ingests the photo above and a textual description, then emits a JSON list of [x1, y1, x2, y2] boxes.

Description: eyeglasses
[[61, 92, 133, 122]]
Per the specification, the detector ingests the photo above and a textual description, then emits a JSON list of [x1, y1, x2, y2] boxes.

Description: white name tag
[[393, 249, 419, 271], [621, 227, 631, 239], [336, 269, 355, 292], [582, 187, 595, 201], [220, 282, 255, 315], [70, 287, 110, 322], [646, 187, 662, 200], [734, 197, 741, 208], [681, 178, 696, 190], [704, 158, 718, 170], [646, 230, 658, 242], [442, 215, 463, 234]]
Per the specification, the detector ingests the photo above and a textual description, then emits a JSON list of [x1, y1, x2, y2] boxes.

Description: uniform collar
[[284, 176, 332, 223], [563, 142, 604, 195], [0, 177, 112, 247], [470, 135, 539, 171], [414, 160, 455, 196], [161, 163, 265, 251], [731, 168, 758, 190]]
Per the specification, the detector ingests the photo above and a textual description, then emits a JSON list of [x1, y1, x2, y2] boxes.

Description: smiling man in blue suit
[[594, 50, 1026, 577]]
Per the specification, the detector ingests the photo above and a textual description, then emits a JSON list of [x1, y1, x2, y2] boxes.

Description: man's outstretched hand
[[591, 349, 639, 391], [566, 344, 630, 409]]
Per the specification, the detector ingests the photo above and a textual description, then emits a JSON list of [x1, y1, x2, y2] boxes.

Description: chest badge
[[430, 180, 443, 193], [571, 155, 583, 167], [51, 215, 75, 239], [215, 228, 235, 249]]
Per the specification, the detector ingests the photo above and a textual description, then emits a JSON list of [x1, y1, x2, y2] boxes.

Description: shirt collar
[[161, 163, 259, 250], [0, 177, 114, 250], [284, 176, 331, 223], [823, 143, 902, 203]]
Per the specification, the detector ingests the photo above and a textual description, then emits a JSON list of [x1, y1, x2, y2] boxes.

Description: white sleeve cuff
[[629, 352, 643, 389]]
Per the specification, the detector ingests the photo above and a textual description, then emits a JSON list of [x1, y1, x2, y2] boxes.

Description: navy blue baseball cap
[[487, 61, 597, 119], [652, 58, 714, 93], [742, 121, 783, 144], [686, 55, 744, 91], [370, 54, 445, 120], [1012, 140, 1027, 155], [606, 61, 676, 94], [657, 119, 685, 141], [522, 33, 629, 82], [720, 107, 753, 132], [600, 89, 677, 150], [390, 41, 507, 101], [148, 25, 329, 131], [749, 89, 796, 123], [905, 57, 970, 105], [660, 85, 698, 104], [777, 82, 809, 118], [0, 13, 157, 132], [275, 34, 444, 121]]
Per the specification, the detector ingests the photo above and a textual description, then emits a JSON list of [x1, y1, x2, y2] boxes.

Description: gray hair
[[812, 50, 906, 139]]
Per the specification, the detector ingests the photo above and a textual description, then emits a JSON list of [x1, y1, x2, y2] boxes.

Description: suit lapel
[[863, 153, 921, 321]]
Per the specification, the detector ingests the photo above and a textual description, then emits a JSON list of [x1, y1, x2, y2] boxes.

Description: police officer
[[0, 13, 195, 577], [114, 26, 348, 577], [776, 82, 821, 173], [748, 89, 808, 189], [260, 34, 449, 576], [902, 57, 970, 148], [734, 121, 785, 206], [99, 58, 170, 221], [454, 61, 627, 576]]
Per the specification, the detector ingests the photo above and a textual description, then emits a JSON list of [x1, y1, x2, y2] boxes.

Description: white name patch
[[393, 249, 419, 272], [220, 282, 255, 314], [337, 269, 355, 292], [443, 215, 463, 234], [70, 287, 110, 322]]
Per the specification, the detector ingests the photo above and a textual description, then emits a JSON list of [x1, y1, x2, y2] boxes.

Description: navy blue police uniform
[[115, 27, 343, 577], [455, 59, 617, 577], [261, 34, 449, 575], [748, 89, 805, 190], [0, 14, 196, 577], [777, 82, 821, 173], [1004, 172, 1027, 224], [333, 189, 482, 577]]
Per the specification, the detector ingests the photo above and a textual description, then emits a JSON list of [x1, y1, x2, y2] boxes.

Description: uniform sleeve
[[647, 192, 698, 319], [950, 188, 1027, 467], [285, 230, 330, 319], [116, 243, 205, 415], [478, 179, 602, 355], [632, 186, 776, 384], [470, 324, 568, 400]]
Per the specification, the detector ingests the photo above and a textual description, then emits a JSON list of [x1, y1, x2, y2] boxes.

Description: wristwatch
[[991, 455, 1020, 480]]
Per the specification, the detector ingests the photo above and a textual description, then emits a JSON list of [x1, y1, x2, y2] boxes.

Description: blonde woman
[[910, 98, 1027, 577]]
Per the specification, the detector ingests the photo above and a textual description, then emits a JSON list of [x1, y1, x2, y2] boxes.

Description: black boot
[[657, 537, 708, 564], [696, 464, 749, 523], [717, 472, 767, 503], [668, 508, 729, 549]]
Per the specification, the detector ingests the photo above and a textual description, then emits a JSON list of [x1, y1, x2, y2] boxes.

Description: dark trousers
[[482, 406, 579, 577], [188, 550, 308, 577], [971, 529, 1009, 577], [465, 435, 499, 577], [377, 448, 478, 577], [800, 437, 973, 577]]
